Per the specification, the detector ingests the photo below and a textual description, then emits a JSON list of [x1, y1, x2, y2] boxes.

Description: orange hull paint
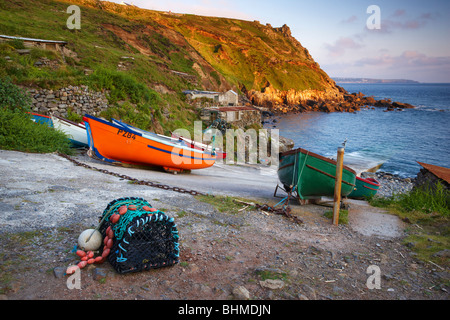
[[83, 115, 215, 170]]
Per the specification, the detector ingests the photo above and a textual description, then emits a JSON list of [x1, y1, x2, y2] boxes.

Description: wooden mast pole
[[333, 146, 345, 226]]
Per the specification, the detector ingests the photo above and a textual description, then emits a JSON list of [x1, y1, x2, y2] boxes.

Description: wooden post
[[333, 146, 345, 226]]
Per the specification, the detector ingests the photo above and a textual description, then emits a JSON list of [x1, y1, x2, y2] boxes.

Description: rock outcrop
[[247, 83, 415, 114], [247, 83, 344, 113]]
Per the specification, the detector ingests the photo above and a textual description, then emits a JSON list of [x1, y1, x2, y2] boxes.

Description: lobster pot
[[99, 197, 179, 274]]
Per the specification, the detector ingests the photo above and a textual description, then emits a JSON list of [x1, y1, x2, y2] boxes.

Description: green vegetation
[[0, 76, 32, 112], [195, 194, 255, 215], [369, 182, 449, 267], [369, 182, 449, 221], [86, 68, 160, 105], [195, 194, 242, 215], [0, 78, 73, 154], [323, 209, 349, 224], [255, 268, 288, 281], [0, 0, 202, 136], [0, 108, 72, 154], [0, 0, 336, 146], [161, 15, 329, 92]]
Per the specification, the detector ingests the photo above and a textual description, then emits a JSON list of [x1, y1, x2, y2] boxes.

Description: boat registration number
[[117, 129, 136, 140]]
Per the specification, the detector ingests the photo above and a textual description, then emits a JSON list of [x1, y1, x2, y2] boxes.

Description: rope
[[101, 197, 152, 240], [290, 151, 298, 190], [273, 196, 288, 208], [296, 150, 310, 199]]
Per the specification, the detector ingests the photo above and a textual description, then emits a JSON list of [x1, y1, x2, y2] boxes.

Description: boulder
[[259, 279, 285, 290], [392, 101, 415, 109], [232, 286, 250, 300], [278, 136, 294, 153]]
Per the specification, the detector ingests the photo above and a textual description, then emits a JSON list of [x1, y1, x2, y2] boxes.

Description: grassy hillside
[[0, 0, 220, 134], [156, 16, 333, 92], [68, 0, 335, 93], [0, 0, 338, 134]]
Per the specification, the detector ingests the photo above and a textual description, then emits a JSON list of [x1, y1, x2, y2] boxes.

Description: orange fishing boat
[[83, 114, 216, 172]]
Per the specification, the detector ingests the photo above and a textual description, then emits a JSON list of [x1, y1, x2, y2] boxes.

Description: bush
[[0, 77, 32, 112], [0, 108, 72, 154], [369, 182, 449, 221], [397, 182, 449, 218], [87, 68, 161, 105]]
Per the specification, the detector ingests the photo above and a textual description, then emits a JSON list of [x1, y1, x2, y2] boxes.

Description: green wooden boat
[[348, 176, 380, 199], [278, 148, 357, 200]]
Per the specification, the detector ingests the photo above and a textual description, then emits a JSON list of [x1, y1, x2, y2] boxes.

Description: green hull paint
[[278, 148, 357, 199], [348, 176, 380, 199]]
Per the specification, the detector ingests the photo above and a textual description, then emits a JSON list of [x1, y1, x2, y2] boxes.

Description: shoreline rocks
[[248, 83, 416, 115], [362, 171, 415, 198]]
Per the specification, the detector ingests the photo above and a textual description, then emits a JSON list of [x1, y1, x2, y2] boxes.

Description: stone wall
[[25, 85, 109, 118], [224, 109, 260, 128], [201, 106, 261, 128]]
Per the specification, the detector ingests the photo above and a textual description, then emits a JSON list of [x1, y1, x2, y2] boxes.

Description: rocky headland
[[247, 83, 416, 115]]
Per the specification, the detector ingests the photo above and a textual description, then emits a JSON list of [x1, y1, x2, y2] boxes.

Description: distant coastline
[[333, 77, 420, 84]]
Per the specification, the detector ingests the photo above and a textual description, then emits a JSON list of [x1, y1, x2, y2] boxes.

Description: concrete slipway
[[0, 150, 404, 239]]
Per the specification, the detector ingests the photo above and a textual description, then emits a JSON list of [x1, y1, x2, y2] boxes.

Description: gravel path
[[0, 150, 448, 301]]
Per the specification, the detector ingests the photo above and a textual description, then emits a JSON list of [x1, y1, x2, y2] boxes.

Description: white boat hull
[[52, 115, 88, 147]]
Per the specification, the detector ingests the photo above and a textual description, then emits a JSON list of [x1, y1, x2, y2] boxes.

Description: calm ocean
[[265, 83, 450, 178]]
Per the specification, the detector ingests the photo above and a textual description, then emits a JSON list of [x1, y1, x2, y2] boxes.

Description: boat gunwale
[[29, 112, 51, 119], [362, 185, 378, 191], [178, 136, 226, 155], [84, 114, 142, 136], [356, 176, 380, 187], [52, 114, 86, 130], [279, 147, 357, 175]]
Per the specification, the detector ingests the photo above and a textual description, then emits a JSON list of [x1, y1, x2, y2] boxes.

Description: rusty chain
[[57, 152, 204, 196], [57, 152, 302, 224]]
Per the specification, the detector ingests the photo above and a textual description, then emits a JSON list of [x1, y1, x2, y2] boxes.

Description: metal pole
[[333, 146, 345, 226]]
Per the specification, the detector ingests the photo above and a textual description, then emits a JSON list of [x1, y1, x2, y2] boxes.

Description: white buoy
[[78, 229, 102, 251]]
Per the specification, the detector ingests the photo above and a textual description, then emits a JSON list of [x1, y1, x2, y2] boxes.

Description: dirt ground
[[0, 150, 448, 301]]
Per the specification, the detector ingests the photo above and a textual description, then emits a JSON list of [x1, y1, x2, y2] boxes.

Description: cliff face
[[160, 18, 348, 111], [72, 1, 344, 109], [161, 20, 344, 104], [6, 0, 347, 115]]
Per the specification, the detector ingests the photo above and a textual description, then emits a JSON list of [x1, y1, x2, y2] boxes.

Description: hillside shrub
[[0, 108, 72, 154], [87, 68, 161, 105], [0, 79, 72, 154], [0, 77, 31, 112]]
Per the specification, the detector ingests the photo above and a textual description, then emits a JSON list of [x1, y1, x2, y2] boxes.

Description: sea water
[[265, 83, 450, 178]]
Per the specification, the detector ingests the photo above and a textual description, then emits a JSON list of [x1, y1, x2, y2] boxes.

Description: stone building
[[0, 35, 67, 52], [218, 90, 238, 106], [201, 106, 261, 128], [183, 89, 238, 106]]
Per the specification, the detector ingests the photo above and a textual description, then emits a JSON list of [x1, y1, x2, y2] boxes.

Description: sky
[[108, 0, 450, 83]]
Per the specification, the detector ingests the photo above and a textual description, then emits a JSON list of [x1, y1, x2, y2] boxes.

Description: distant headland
[[333, 77, 420, 84]]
